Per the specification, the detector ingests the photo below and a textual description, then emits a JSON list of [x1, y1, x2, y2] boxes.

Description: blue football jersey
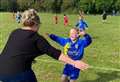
[[49, 34, 92, 60]]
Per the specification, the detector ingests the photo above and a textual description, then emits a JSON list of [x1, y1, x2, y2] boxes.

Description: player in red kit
[[54, 14, 58, 24], [64, 14, 69, 26]]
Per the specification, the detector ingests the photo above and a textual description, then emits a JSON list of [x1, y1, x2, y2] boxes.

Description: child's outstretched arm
[[47, 33, 67, 47], [79, 31, 92, 47]]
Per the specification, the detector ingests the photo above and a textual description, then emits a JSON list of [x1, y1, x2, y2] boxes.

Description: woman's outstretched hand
[[74, 60, 89, 70], [59, 53, 89, 71]]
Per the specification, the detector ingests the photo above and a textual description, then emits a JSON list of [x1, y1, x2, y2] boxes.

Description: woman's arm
[[59, 53, 89, 70]]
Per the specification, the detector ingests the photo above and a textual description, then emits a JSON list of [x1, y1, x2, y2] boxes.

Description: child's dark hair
[[73, 27, 79, 34]]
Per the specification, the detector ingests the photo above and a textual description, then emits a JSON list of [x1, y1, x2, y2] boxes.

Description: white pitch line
[[89, 66, 120, 72], [36, 59, 120, 72]]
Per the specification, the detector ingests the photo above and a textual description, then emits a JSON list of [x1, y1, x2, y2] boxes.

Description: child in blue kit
[[47, 28, 92, 82], [16, 11, 21, 23], [75, 16, 88, 32]]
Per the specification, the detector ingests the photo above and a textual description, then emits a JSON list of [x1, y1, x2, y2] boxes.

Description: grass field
[[0, 12, 120, 82]]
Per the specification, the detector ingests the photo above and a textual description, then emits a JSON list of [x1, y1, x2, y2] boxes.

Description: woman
[[0, 9, 89, 82]]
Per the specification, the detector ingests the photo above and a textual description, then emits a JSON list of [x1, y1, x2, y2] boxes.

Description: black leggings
[[0, 70, 37, 82]]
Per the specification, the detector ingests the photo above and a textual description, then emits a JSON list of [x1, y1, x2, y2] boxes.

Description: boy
[[102, 11, 107, 23], [75, 16, 88, 31], [54, 14, 58, 24], [47, 28, 92, 82], [79, 10, 84, 18], [16, 11, 21, 23], [64, 14, 69, 26]]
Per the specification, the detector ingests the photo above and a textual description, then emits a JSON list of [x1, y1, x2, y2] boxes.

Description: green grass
[[0, 12, 120, 82]]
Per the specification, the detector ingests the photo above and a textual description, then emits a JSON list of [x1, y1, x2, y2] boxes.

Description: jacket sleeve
[[82, 34, 92, 48], [36, 35, 61, 60], [49, 34, 67, 46]]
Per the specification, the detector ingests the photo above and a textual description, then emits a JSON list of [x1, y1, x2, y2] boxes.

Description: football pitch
[[0, 12, 120, 82]]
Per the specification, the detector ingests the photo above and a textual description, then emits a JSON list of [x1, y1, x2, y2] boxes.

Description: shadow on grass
[[102, 22, 111, 24], [83, 71, 120, 82], [92, 36, 99, 40]]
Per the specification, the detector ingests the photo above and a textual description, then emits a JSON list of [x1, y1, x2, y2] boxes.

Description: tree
[[0, 0, 120, 14], [10, 0, 18, 12], [17, 0, 34, 11], [52, 0, 63, 13], [114, 0, 120, 11], [0, 0, 11, 11], [61, 0, 74, 13]]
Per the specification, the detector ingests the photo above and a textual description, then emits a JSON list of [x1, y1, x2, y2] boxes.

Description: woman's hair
[[21, 9, 40, 27]]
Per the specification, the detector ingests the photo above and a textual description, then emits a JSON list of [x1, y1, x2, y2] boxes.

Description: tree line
[[0, 0, 120, 14]]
